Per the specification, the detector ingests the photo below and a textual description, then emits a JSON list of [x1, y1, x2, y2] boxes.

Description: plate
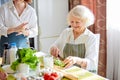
[[2, 65, 15, 74]]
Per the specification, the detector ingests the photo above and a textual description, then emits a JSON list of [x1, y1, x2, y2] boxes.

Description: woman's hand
[[63, 56, 77, 68], [15, 22, 29, 36], [50, 46, 60, 58], [7, 22, 29, 35], [15, 22, 28, 32], [63, 56, 87, 69], [16, 29, 29, 36]]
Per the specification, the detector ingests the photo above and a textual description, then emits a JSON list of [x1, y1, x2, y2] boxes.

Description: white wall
[[37, 0, 68, 53], [107, 0, 120, 29]]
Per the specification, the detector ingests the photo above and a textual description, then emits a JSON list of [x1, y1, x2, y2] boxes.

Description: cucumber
[[54, 58, 65, 67]]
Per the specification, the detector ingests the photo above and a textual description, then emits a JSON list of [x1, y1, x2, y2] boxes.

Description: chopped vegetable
[[50, 72, 59, 78], [7, 74, 16, 80], [54, 58, 65, 67], [43, 72, 59, 80]]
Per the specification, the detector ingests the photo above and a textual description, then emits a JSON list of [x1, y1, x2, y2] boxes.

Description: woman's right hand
[[15, 22, 28, 33], [50, 46, 60, 58], [7, 22, 28, 35]]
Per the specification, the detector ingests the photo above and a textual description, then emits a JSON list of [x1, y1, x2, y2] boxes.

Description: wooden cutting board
[[54, 66, 106, 80], [54, 66, 78, 80]]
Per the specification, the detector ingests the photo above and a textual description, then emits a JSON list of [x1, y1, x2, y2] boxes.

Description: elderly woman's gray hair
[[67, 5, 95, 27]]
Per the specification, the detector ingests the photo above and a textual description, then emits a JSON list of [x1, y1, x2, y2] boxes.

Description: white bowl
[[2, 65, 15, 74]]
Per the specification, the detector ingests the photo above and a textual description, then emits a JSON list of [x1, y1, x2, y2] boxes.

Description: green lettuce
[[10, 48, 39, 71]]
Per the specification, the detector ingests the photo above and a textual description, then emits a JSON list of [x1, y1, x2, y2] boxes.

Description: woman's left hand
[[63, 56, 77, 68]]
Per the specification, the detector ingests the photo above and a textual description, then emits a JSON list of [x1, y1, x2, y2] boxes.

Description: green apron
[[63, 43, 86, 68], [63, 31, 86, 58], [63, 43, 86, 59], [63, 39, 97, 73], [62, 32, 98, 73]]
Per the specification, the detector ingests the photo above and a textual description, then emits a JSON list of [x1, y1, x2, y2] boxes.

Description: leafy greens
[[11, 48, 39, 71]]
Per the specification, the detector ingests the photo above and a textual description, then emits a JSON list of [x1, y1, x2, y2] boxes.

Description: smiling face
[[69, 15, 86, 33], [67, 5, 95, 32]]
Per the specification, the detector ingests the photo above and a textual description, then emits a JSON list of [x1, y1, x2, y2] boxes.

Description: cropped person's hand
[[63, 56, 77, 68], [17, 29, 29, 36], [15, 22, 29, 36], [7, 22, 28, 35], [0, 71, 7, 80], [50, 46, 60, 58], [15, 22, 28, 33]]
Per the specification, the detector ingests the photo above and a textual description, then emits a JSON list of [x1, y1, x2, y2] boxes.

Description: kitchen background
[[32, 0, 68, 53], [0, 0, 107, 78], [1, 0, 120, 80], [0, 0, 69, 53]]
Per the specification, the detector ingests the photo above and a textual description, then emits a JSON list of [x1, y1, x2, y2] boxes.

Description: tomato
[[43, 72, 59, 80], [50, 72, 58, 78], [48, 76, 56, 80], [43, 73, 51, 80]]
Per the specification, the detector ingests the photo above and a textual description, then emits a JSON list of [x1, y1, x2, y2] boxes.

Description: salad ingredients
[[11, 48, 39, 71], [54, 58, 65, 67], [7, 74, 16, 80], [51, 72, 59, 78], [43, 72, 59, 80]]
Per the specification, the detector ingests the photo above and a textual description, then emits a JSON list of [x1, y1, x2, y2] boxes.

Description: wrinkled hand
[[0, 71, 7, 80], [63, 56, 77, 69], [50, 46, 60, 57]]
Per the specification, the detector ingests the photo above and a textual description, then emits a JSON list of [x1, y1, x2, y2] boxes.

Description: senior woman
[[50, 5, 98, 72], [0, 0, 38, 56]]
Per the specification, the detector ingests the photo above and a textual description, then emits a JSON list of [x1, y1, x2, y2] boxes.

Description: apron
[[0, 32, 29, 56], [62, 31, 86, 67], [63, 33, 97, 73], [63, 43, 86, 59], [63, 43, 86, 68], [63, 31, 86, 59]]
